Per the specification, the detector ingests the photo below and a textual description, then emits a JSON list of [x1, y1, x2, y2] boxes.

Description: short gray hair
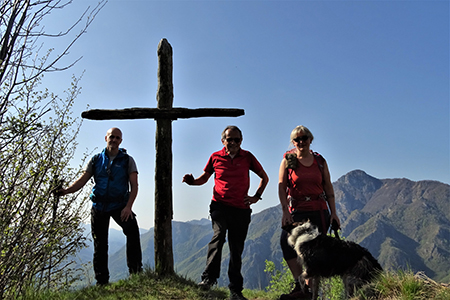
[[221, 125, 243, 140]]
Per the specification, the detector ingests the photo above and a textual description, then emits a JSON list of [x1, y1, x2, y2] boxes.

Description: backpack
[[285, 151, 329, 233]]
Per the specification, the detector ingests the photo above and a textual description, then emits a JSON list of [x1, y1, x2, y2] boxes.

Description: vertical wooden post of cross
[[154, 39, 174, 275]]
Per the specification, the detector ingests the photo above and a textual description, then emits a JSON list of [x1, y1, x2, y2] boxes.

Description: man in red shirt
[[183, 125, 269, 300]]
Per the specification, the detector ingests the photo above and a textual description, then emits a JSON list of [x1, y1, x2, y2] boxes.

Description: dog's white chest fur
[[287, 222, 320, 257]]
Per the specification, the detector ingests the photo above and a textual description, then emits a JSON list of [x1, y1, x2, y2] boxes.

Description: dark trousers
[[91, 206, 143, 284], [202, 201, 251, 293]]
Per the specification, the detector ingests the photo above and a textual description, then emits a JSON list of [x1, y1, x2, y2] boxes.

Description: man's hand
[[182, 174, 195, 185], [54, 188, 67, 197], [121, 206, 134, 222]]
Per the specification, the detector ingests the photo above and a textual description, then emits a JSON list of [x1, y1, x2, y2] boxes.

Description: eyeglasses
[[293, 136, 310, 143], [108, 135, 122, 140], [226, 138, 241, 143]]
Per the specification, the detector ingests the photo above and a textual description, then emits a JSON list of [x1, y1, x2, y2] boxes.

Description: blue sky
[[44, 0, 449, 230]]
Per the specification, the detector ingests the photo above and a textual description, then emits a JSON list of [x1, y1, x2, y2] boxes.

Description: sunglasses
[[293, 136, 310, 143], [225, 138, 241, 143]]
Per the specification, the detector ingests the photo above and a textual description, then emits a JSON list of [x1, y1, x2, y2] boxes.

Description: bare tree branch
[[1, 0, 106, 122], [0, 1, 105, 297]]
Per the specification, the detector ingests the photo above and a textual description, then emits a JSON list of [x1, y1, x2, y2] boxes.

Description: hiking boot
[[279, 282, 312, 300], [198, 277, 217, 290], [229, 291, 248, 300]]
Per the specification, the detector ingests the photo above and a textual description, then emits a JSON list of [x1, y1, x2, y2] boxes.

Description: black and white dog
[[284, 221, 383, 299]]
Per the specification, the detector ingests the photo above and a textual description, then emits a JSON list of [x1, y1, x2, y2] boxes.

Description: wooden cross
[[81, 38, 244, 276]]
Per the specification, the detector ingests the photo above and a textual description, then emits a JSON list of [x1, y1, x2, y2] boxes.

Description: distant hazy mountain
[[68, 224, 148, 286], [78, 170, 450, 288]]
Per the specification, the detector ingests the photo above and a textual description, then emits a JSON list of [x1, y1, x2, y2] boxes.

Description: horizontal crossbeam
[[82, 107, 245, 120]]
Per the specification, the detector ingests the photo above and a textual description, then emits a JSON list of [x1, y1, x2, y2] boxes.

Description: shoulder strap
[[313, 152, 324, 169], [91, 153, 101, 176], [118, 149, 130, 177], [313, 152, 325, 182], [286, 151, 325, 188], [92, 153, 101, 162], [119, 148, 130, 163]]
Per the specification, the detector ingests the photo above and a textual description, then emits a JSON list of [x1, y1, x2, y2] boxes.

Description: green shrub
[[264, 259, 345, 299]]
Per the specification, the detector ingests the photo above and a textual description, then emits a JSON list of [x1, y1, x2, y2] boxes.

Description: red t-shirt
[[284, 150, 328, 211], [204, 148, 264, 209]]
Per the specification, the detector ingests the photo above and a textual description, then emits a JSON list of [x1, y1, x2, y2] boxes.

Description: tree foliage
[[0, 0, 105, 298]]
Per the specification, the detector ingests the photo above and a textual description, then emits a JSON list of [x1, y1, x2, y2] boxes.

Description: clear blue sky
[[44, 0, 449, 230]]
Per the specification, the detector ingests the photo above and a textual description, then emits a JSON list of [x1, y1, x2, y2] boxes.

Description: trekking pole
[[48, 175, 64, 287], [51, 175, 64, 222]]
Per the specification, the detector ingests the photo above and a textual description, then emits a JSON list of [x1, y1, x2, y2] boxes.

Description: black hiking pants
[[91, 206, 143, 284], [201, 201, 251, 293]]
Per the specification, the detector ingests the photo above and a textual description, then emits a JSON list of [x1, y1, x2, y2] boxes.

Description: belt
[[288, 192, 326, 203]]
